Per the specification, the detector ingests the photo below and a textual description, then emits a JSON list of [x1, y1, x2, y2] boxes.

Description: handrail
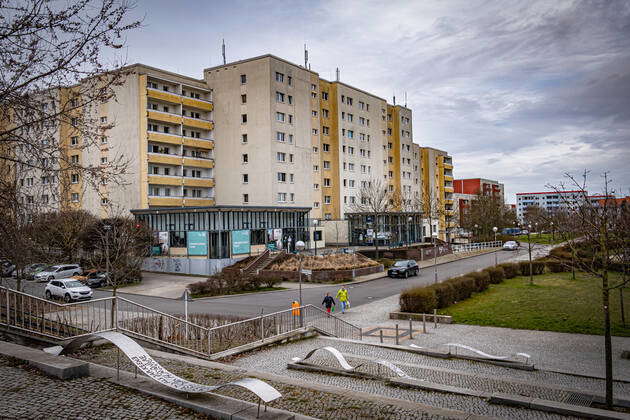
[[0, 285, 115, 307], [241, 249, 270, 274], [117, 296, 209, 331]]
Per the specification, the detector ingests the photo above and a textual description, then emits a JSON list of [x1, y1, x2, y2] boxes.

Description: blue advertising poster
[[231, 229, 251, 255], [187, 231, 208, 256]]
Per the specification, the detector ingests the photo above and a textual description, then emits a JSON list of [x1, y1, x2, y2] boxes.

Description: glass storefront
[[346, 212, 423, 247]]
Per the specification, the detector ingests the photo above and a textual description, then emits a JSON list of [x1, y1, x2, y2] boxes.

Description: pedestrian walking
[[336, 286, 350, 314], [321, 292, 335, 315]]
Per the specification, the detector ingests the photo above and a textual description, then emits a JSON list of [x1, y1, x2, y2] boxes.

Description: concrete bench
[[0, 341, 88, 379]]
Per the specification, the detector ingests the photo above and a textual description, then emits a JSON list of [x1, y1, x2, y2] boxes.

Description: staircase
[[241, 249, 282, 277]]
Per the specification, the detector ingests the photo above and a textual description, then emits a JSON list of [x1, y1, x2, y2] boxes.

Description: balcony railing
[[147, 87, 212, 104]]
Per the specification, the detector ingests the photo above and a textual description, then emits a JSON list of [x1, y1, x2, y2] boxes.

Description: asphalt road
[[5, 244, 546, 318]]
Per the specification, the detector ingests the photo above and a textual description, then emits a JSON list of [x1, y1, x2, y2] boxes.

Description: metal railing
[[452, 241, 502, 253], [0, 286, 362, 358]]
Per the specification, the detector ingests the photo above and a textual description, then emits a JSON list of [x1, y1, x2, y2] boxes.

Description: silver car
[[502, 241, 519, 251], [34, 264, 82, 282]]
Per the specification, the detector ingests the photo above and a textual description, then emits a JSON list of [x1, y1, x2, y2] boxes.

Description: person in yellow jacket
[[336, 286, 350, 314]]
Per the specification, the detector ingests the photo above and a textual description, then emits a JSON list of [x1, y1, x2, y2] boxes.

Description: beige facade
[[420, 146, 454, 241]]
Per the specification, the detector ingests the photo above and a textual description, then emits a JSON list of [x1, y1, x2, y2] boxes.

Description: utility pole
[[527, 224, 533, 285], [222, 39, 226, 65]]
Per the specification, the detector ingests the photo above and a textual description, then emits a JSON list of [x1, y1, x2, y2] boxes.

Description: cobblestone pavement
[[74, 346, 461, 420], [229, 336, 626, 420], [0, 355, 210, 420]]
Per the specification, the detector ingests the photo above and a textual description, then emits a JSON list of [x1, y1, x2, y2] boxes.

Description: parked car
[[74, 270, 110, 288], [1, 259, 15, 277], [34, 264, 82, 282], [387, 260, 419, 278], [502, 241, 519, 251], [23, 263, 48, 280], [45, 278, 93, 302]]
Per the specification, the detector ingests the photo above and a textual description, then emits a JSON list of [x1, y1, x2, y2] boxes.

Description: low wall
[[258, 264, 383, 283], [142, 257, 242, 276]]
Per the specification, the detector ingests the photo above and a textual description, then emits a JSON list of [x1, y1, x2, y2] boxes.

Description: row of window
[[241, 152, 295, 164], [242, 192, 296, 204], [147, 81, 208, 100]]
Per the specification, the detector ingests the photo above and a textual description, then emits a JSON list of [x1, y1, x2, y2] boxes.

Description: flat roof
[[124, 63, 207, 85], [516, 190, 585, 195], [131, 205, 311, 214], [203, 54, 319, 76]]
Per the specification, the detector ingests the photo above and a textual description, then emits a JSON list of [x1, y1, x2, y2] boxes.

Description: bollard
[[433, 309, 438, 329], [379, 329, 383, 343], [409, 318, 413, 340], [422, 313, 427, 334], [395, 324, 399, 345]]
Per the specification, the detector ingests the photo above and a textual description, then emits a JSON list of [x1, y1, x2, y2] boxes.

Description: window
[[276, 112, 285, 122], [42, 195, 49, 204], [323, 160, 330, 169], [322, 126, 329, 135], [288, 114, 293, 124], [347, 97, 353, 106], [163, 85, 169, 92], [242, 153, 248, 163], [276, 131, 285, 142], [70, 155, 79, 164], [313, 146, 319, 153], [277, 172, 286, 182], [240, 74, 247, 84], [100, 157, 107, 164], [324, 196, 331, 204], [290, 193, 295, 202], [101, 198, 108, 205], [275, 72, 284, 82], [71, 174, 79, 184], [289, 173, 294, 183], [347, 114, 353, 122], [312, 128, 318, 135], [241, 114, 247, 123], [287, 76, 292, 86], [322, 109, 329, 118], [314, 202, 320, 208], [277, 192, 287, 202], [359, 101, 365, 110], [277, 152, 286, 162], [313, 183, 319, 189], [323, 143, 330, 152], [101, 136, 108, 144], [71, 118, 78, 127], [276, 91, 285, 102], [348, 163, 355, 171], [323, 178, 331, 187], [242, 174, 249, 183], [313, 165, 319, 171], [288, 95, 293, 104], [311, 84, 317, 91], [312, 110, 318, 117], [347, 130, 354, 139], [288, 134, 293, 143], [241, 94, 247, 104], [243, 194, 249, 203], [322, 91, 328, 100], [149, 82, 158, 89], [242, 134, 248, 143], [348, 146, 354, 155], [100, 116, 107, 123], [349, 179, 355, 188], [289, 153, 294, 163], [311, 92, 317, 98], [71, 193, 79, 202]]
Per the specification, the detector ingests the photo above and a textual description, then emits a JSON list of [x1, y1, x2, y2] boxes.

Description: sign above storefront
[[231, 229, 251, 255], [187, 231, 208, 256]]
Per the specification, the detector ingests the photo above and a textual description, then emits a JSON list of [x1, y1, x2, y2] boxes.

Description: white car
[[45, 278, 93, 303], [34, 264, 82, 282], [502, 241, 519, 251]]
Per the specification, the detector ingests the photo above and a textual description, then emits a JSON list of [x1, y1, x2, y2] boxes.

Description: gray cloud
[[123, 0, 630, 201]]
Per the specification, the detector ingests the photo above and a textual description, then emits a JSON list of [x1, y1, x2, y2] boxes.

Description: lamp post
[[312, 219, 319, 256], [295, 240, 305, 305], [433, 233, 438, 284], [407, 216, 413, 247], [474, 224, 478, 243], [550, 221, 554, 243], [535, 222, 539, 240], [527, 224, 533, 285], [493, 226, 498, 266]]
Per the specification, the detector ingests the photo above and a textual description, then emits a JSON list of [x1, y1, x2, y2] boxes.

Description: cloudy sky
[[122, 0, 630, 202]]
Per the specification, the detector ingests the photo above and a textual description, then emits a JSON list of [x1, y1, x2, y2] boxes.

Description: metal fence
[[0, 285, 361, 358], [452, 241, 502, 253]]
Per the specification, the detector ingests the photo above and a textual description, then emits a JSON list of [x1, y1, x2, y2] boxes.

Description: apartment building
[[420, 147, 454, 241], [516, 190, 586, 221], [453, 178, 505, 223]]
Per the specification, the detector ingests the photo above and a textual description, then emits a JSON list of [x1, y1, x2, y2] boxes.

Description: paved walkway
[[0, 355, 208, 419]]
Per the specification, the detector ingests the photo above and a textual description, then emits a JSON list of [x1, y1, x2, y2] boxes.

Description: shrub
[[432, 282, 457, 308], [518, 260, 545, 276], [468, 271, 491, 292], [449, 276, 476, 301], [383, 252, 394, 259], [258, 276, 281, 288], [377, 258, 395, 268], [400, 287, 437, 313], [486, 266, 505, 284], [544, 259, 569, 273], [499, 263, 519, 279]]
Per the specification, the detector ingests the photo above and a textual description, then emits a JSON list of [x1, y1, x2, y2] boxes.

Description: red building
[[454, 178, 505, 223]]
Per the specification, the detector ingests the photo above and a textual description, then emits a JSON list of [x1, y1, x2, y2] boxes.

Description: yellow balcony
[[183, 198, 215, 206], [183, 156, 213, 168], [183, 116, 213, 130], [444, 163, 453, 170], [147, 131, 182, 145], [182, 137, 214, 149], [182, 97, 213, 111], [147, 175, 182, 186], [444, 175, 454, 181], [147, 110, 182, 125], [444, 186, 454, 193], [148, 153, 182, 166], [183, 177, 215, 188], [147, 88, 180, 104], [148, 196, 183, 207], [445, 199, 454, 205]]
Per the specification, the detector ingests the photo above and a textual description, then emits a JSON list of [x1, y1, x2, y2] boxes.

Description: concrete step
[[0, 340, 88, 379]]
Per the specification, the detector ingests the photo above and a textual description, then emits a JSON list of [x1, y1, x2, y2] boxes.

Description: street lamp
[[535, 222, 539, 239], [312, 219, 319, 256], [474, 224, 478, 243], [407, 216, 413, 247], [527, 224, 533, 285], [295, 240, 306, 305], [493, 226, 498, 266], [433, 233, 438, 284], [550, 221, 554, 243]]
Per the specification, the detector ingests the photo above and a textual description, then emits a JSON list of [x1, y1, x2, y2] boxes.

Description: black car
[[387, 260, 419, 278]]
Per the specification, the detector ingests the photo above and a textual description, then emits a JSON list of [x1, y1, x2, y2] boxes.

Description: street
[[5, 244, 546, 318]]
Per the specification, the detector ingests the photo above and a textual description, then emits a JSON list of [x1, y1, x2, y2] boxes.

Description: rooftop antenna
[[335, 67, 340, 81], [404, 92, 407, 107], [304, 44, 308, 68], [393, 92, 396, 105], [222, 39, 226, 65]]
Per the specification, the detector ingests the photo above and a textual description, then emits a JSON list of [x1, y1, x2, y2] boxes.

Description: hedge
[[486, 266, 505, 284], [468, 271, 490, 292], [499, 262, 519, 279], [400, 287, 437, 313], [544, 259, 569, 273], [518, 260, 545, 276]]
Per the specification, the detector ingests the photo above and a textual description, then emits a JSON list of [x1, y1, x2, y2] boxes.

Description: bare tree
[[30, 210, 97, 262], [350, 178, 393, 258], [460, 192, 517, 241], [548, 171, 629, 408]]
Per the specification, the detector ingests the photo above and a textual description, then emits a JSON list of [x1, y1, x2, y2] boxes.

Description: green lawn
[[515, 233, 565, 245], [441, 272, 630, 336]]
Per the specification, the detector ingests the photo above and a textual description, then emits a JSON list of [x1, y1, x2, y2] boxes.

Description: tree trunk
[[603, 271, 613, 408], [374, 213, 379, 259]]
